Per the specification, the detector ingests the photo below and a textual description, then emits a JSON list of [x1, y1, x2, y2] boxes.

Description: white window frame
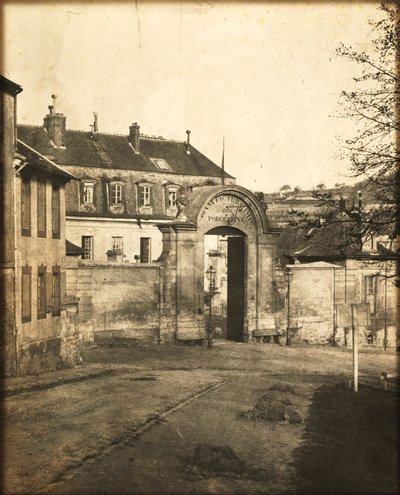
[[83, 182, 94, 204], [111, 183, 123, 205], [82, 236, 94, 260], [111, 236, 124, 254], [168, 188, 178, 208], [140, 185, 151, 207]]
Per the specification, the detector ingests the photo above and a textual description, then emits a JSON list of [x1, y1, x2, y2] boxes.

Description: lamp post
[[284, 268, 294, 346], [205, 265, 216, 349]]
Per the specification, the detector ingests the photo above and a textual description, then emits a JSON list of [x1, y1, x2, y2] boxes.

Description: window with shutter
[[52, 266, 61, 316], [21, 176, 31, 236], [52, 183, 60, 239], [60, 272, 66, 308], [37, 266, 46, 319], [46, 271, 53, 313], [22, 265, 31, 322], [37, 179, 47, 237]]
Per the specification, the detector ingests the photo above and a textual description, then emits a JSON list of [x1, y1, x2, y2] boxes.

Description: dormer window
[[151, 158, 171, 171]]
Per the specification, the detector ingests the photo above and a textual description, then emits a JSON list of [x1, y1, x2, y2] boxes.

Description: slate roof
[[276, 223, 362, 262], [66, 240, 84, 256], [17, 125, 234, 179], [276, 223, 397, 263], [0, 75, 23, 95], [17, 139, 76, 181]]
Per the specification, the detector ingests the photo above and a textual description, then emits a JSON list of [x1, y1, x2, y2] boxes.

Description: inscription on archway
[[199, 194, 253, 226]]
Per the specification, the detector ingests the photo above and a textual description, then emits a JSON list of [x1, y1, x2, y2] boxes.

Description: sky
[[3, 1, 381, 192]]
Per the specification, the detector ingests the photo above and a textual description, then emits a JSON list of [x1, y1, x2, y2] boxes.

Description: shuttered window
[[21, 176, 31, 236], [22, 265, 31, 322], [37, 266, 46, 319], [52, 183, 60, 239], [52, 266, 61, 316], [37, 179, 47, 237]]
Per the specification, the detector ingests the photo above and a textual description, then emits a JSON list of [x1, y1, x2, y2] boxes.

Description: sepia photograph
[[1, 1, 399, 494]]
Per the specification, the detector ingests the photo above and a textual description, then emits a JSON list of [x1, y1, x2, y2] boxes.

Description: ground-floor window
[[37, 265, 46, 319], [112, 236, 124, 254], [82, 236, 94, 260], [140, 237, 151, 263], [22, 265, 32, 322], [52, 266, 61, 316]]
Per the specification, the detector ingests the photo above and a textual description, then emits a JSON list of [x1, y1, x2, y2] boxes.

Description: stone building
[[276, 222, 398, 349], [0, 76, 80, 375], [18, 101, 235, 264]]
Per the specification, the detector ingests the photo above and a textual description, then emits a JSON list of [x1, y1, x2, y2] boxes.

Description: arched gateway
[[157, 185, 279, 343]]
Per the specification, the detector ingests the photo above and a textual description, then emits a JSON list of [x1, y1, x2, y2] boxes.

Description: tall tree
[[314, 1, 399, 246]]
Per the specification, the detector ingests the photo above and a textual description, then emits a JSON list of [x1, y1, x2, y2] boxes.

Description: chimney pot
[[129, 122, 140, 153], [93, 112, 99, 133], [43, 96, 66, 147], [185, 130, 191, 154]]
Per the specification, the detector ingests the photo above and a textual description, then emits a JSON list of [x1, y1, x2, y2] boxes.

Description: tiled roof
[[17, 139, 76, 181], [17, 125, 233, 179]]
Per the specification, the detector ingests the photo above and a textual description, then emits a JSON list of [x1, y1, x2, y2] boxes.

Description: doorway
[[227, 236, 245, 341], [204, 227, 246, 342]]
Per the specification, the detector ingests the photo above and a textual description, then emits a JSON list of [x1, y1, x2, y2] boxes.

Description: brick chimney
[[128, 122, 140, 153], [43, 95, 66, 148]]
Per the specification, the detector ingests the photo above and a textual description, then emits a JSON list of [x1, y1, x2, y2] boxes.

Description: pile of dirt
[[190, 444, 246, 476], [240, 394, 303, 424]]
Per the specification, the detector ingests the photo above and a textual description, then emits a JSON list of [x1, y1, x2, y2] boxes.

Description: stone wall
[[69, 261, 161, 343], [288, 263, 341, 345]]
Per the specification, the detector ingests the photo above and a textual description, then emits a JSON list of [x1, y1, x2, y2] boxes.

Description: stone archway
[[157, 185, 279, 343]]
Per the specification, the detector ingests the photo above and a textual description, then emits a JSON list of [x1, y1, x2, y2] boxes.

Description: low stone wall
[[69, 261, 161, 343]]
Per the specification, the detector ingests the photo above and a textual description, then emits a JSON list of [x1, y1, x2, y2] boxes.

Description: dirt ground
[[2, 341, 398, 495]]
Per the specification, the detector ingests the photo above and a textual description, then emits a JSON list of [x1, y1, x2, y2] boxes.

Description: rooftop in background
[[17, 124, 234, 180]]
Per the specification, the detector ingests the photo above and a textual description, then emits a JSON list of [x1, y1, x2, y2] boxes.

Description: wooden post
[[351, 304, 359, 392]]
